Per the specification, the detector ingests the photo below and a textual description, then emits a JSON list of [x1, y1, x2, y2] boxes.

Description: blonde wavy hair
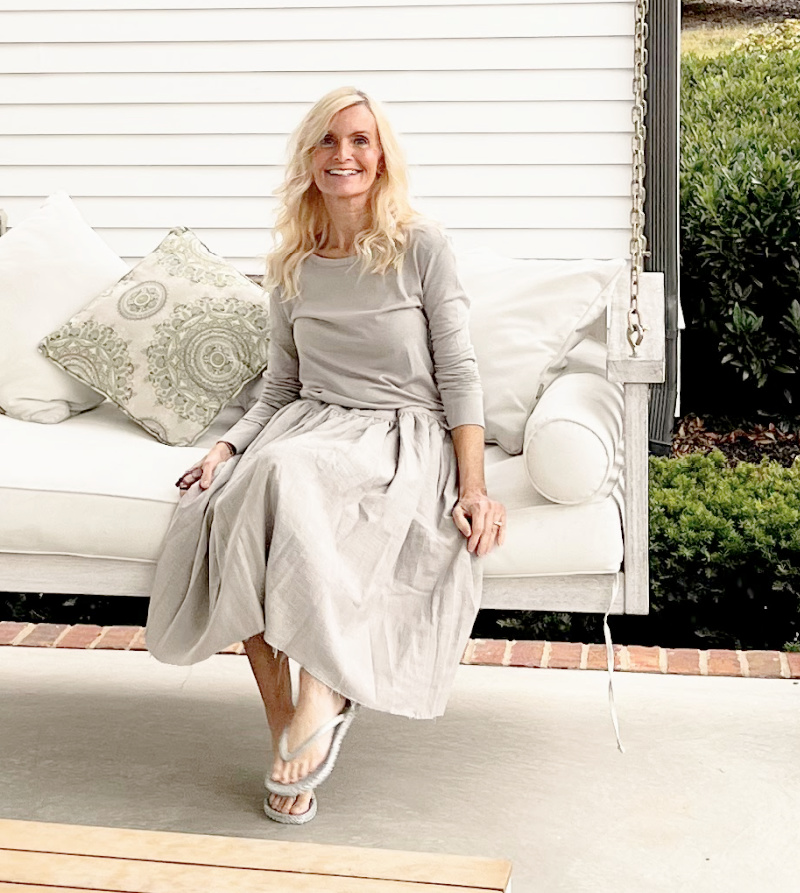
[[265, 86, 420, 299]]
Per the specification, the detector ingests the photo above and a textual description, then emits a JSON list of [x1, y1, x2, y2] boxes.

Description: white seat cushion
[[0, 403, 238, 563], [482, 446, 623, 577], [0, 410, 624, 577]]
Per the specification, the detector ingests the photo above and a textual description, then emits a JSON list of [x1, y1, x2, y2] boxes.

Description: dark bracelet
[[217, 440, 237, 457]]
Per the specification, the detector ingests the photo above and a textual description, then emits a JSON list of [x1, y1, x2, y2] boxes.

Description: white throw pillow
[[0, 193, 129, 423], [455, 251, 625, 454], [522, 350, 624, 505]]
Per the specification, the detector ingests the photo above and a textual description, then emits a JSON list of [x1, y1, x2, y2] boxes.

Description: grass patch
[[681, 23, 765, 57]]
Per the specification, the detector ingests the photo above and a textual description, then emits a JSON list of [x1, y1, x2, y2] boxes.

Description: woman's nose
[[334, 140, 354, 161]]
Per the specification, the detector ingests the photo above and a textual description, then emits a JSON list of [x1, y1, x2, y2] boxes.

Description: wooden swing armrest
[[604, 270, 665, 616], [607, 270, 665, 384]]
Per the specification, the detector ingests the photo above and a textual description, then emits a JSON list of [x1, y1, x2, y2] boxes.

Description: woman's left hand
[[452, 490, 507, 556]]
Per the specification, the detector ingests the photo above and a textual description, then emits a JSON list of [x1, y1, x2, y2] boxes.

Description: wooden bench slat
[[0, 821, 511, 892], [0, 850, 495, 893], [0, 885, 100, 893]]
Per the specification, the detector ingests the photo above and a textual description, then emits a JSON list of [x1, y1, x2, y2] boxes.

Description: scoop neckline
[[308, 252, 359, 266]]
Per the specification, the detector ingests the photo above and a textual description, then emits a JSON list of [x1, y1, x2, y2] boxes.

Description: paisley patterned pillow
[[39, 227, 269, 446]]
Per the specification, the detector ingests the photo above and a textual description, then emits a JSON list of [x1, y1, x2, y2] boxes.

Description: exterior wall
[[0, 0, 635, 273]]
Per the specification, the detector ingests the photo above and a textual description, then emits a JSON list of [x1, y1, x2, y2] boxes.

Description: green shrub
[[485, 454, 800, 650], [733, 19, 800, 56], [680, 46, 800, 416], [648, 453, 800, 649]]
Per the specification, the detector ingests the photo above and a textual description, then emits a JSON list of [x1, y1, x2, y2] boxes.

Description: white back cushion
[[456, 250, 625, 454], [0, 193, 128, 423]]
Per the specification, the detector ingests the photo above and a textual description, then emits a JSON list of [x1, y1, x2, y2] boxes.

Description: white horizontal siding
[[3, 38, 632, 72], [1, 4, 631, 41], [2, 70, 635, 104], [6, 195, 632, 230], [0, 0, 630, 9], [0, 132, 632, 165], [6, 165, 634, 198], [1, 102, 634, 134], [0, 1, 637, 267]]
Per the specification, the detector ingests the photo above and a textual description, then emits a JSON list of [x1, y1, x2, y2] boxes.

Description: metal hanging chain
[[628, 0, 649, 356]]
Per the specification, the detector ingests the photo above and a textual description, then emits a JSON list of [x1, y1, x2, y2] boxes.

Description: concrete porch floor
[[0, 647, 798, 893]]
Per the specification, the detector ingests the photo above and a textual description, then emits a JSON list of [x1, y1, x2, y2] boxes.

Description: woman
[[146, 87, 506, 825]]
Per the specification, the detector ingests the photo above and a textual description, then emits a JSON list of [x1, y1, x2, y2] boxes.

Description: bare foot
[[271, 669, 346, 787], [263, 675, 316, 817], [267, 791, 315, 817]]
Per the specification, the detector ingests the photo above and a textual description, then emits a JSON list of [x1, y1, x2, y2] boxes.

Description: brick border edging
[[464, 638, 800, 679], [2, 622, 799, 680]]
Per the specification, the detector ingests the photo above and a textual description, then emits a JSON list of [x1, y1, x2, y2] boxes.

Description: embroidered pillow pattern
[[40, 227, 269, 446]]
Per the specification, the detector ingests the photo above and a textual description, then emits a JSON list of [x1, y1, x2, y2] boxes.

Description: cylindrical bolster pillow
[[522, 372, 624, 505]]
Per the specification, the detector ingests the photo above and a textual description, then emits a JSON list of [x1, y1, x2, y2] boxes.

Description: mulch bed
[[672, 415, 800, 466], [683, 0, 800, 28]]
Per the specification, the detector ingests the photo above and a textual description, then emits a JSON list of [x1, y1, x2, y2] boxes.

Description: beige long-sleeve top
[[222, 224, 484, 454]]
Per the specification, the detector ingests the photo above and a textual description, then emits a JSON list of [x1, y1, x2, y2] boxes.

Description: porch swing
[[481, 0, 666, 621], [0, 0, 666, 714]]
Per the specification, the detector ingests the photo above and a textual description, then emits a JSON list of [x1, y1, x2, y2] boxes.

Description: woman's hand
[[175, 441, 235, 493], [452, 489, 507, 556]]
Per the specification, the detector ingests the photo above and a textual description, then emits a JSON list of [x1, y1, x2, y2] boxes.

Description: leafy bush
[[734, 19, 800, 56], [648, 453, 800, 649], [680, 44, 800, 417], [483, 454, 800, 651]]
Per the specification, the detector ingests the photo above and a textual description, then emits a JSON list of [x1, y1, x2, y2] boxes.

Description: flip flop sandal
[[263, 791, 318, 825], [265, 700, 357, 797]]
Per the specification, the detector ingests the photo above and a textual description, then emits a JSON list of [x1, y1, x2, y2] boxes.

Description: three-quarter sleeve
[[418, 235, 485, 430], [221, 289, 301, 453]]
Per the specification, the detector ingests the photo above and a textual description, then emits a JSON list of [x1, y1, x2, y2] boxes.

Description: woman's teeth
[[328, 170, 360, 176]]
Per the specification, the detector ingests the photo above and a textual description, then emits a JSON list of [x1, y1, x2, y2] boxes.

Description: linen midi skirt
[[145, 399, 482, 719]]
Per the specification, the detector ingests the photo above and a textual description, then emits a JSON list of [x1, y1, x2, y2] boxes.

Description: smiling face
[[311, 103, 383, 205]]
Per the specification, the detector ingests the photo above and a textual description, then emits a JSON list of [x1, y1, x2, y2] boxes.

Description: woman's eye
[[354, 137, 368, 145], [319, 135, 335, 146]]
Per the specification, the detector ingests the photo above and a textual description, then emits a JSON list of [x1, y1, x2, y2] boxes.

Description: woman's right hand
[[175, 441, 235, 493]]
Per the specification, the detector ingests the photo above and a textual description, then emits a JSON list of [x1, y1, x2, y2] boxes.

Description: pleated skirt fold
[[145, 399, 482, 719]]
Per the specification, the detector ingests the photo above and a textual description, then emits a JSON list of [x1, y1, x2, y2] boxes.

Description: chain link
[[628, 0, 649, 356]]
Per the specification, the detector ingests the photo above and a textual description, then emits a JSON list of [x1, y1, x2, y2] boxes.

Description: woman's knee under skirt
[[145, 399, 483, 719]]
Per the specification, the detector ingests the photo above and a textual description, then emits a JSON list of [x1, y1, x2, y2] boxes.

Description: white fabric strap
[[279, 709, 347, 763], [604, 575, 626, 753]]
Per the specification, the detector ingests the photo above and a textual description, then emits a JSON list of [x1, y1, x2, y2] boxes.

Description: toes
[[291, 793, 312, 815], [275, 795, 292, 815], [269, 792, 311, 816], [273, 759, 291, 785]]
